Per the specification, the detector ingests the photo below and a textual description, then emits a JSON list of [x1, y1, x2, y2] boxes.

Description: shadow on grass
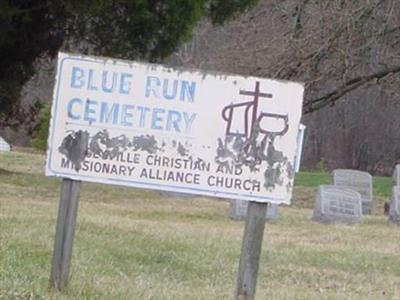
[[0, 168, 24, 176]]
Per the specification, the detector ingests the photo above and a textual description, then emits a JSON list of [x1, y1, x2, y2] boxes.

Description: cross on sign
[[239, 81, 273, 132], [222, 81, 289, 139]]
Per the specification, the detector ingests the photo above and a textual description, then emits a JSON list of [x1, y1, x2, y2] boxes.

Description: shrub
[[31, 106, 51, 151], [314, 159, 327, 172]]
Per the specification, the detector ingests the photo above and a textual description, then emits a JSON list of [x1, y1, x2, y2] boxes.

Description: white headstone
[[312, 185, 362, 224], [0, 136, 10, 152], [332, 169, 373, 214], [393, 165, 400, 186], [388, 186, 400, 224], [229, 200, 278, 221]]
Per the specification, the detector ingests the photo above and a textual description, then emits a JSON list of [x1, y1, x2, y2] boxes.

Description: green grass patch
[[295, 171, 331, 187], [295, 171, 392, 198], [373, 176, 393, 198]]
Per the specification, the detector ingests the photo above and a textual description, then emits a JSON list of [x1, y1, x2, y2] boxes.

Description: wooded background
[[171, 0, 400, 175]]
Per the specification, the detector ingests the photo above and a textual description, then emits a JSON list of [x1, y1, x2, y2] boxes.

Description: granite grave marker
[[332, 169, 373, 214], [388, 186, 400, 224], [312, 185, 362, 224], [393, 165, 400, 186], [0, 136, 10, 152]]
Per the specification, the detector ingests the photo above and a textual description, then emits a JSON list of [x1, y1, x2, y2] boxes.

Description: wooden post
[[50, 178, 81, 291], [234, 201, 268, 300]]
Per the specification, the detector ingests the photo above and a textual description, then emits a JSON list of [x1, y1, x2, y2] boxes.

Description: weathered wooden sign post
[[235, 201, 268, 299], [46, 53, 304, 296], [50, 179, 81, 290]]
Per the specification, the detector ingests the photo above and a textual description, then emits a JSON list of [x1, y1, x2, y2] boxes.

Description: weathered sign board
[[46, 52, 304, 204], [332, 169, 373, 214], [312, 185, 362, 224]]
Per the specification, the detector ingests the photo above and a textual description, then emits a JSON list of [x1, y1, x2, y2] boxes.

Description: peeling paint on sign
[[177, 142, 189, 157], [59, 130, 89, 171], [215, 120, 294, 192], [131, 135, 160, 154]]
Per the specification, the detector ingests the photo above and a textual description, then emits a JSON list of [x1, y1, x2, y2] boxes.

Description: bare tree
[[170, 0, 400, 174]]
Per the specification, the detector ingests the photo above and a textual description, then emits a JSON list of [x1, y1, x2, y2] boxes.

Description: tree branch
[[304, 64, 400, 114]]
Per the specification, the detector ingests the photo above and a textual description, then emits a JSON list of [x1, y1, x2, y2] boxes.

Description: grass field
[[0, 150, 399, 299]]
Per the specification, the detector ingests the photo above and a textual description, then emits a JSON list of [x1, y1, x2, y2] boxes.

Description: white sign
[[46, 52, 304, 204]]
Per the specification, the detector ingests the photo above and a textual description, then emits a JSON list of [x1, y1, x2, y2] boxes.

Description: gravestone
[[393, 165, 400, 186], [229, 200, 278, 221], [0, 136, 10, 152], [332, 169, 373, 214], [388, 186, 400, 224], [312, 185, 362, 224]]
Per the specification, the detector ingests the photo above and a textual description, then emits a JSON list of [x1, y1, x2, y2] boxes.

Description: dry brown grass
[[0, 150, 399, 299]]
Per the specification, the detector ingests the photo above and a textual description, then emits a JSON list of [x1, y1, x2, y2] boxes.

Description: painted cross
[[222, 81, 288, 139], [240, 81, 273, 133]]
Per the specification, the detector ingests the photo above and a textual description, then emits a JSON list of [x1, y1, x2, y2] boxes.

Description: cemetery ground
[[0, 151, 399, 300]]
